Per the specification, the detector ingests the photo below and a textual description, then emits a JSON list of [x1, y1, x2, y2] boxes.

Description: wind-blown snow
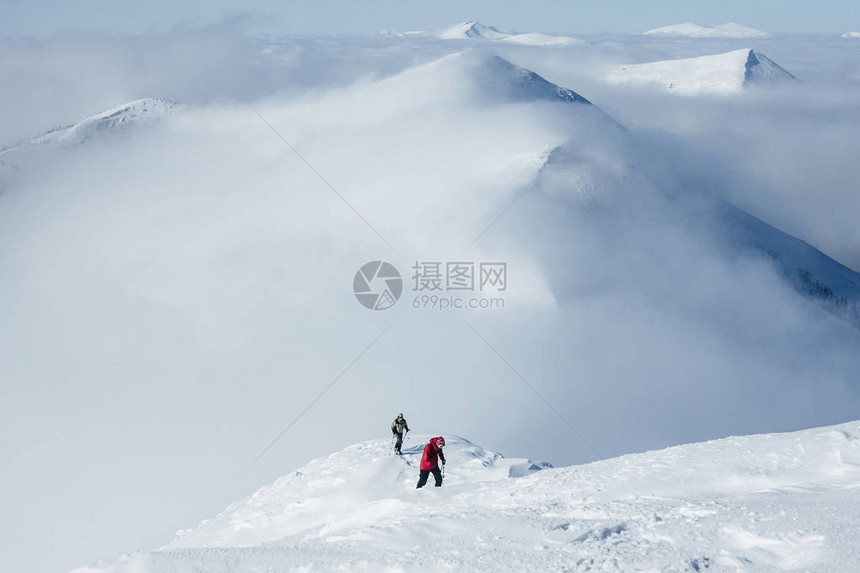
[[842, 32, 860, 38], [605, 49, 795, 95], [165, 435, 551, 549], [72, 422, 860, 572], [643, 22, 771, 38]]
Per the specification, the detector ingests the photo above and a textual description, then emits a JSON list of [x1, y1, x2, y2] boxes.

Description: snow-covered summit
[[1, 97, 179, 155], [72, 422, 860, 571], [644, 22, 771, 38], [403, 52, 595, 107], [40, 97, 178, 146], [606, 48, 795, 96], [438, 20, 509, 40], [842, 31, 860, 38], [436, 21, 583, 46], [459, 53, 593, 104], [166, 435, 551, 549], [743, 49, 797, 83]]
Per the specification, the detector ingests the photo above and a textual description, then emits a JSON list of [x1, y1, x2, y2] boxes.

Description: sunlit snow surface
[[0, 97, 178, 153], [74, 424, 860, 572], [605, 49, 795, 95]]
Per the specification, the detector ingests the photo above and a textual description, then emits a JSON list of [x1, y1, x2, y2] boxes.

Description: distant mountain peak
[[644, 22, 771, 38], [464, 53, 593, 104], [744, 49, 796, 83], [1, 97, 179, 155], [39, 97, 179, 146], [435, 21, 584, 46], [606, 49, 795, 96], [438, 21, 510, 40]]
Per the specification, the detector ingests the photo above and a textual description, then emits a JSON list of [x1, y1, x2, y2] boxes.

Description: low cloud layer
[[1, 25, 858, 573]]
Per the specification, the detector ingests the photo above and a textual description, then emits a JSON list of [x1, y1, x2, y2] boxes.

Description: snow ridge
[[39, 97, 178, 145], [714, 198, 860, 311], [1, 97, 179, 155], [475, 54, 592, 104], [165, 435, 551, 549], [534, 135, 860, 316], [411, 52, 595, 107], [744, 50, 796, 83], [71, 422, 860, 572], [606, 49, 794, 96]]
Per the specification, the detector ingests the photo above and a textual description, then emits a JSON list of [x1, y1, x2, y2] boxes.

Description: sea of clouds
[[1, 20, 859, 573]]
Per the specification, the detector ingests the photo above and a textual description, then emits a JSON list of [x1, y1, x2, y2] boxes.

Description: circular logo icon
[[353, 261, 403, 311]]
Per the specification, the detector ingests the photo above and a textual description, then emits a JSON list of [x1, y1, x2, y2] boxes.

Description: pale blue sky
[[1, 0, 857, 36]]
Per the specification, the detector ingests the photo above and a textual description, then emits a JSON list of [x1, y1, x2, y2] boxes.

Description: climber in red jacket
[[416, 436, 446, 488]]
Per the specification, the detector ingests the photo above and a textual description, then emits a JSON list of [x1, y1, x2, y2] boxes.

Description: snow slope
[[534, 140, 860, 315], [644, 22, 771, 39], [416, 52, 595, 106], [72, 422, 860, 572], [167, 435, 551, 549], [714, 199, 860, 303], [605, 49, 795, 95], [0, 97, 178, 155]]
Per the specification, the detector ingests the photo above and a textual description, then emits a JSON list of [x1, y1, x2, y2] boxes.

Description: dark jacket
[[391, 417, 409, 435]]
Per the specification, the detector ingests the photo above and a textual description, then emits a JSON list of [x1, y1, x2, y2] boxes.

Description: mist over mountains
[[1, 19, 859, 573]]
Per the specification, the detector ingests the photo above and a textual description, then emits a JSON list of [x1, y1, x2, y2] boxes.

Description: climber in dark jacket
[[391, 413, 409, 455]]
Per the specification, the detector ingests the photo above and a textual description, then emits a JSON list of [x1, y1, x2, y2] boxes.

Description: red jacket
[[420, 437, 446, 471]]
